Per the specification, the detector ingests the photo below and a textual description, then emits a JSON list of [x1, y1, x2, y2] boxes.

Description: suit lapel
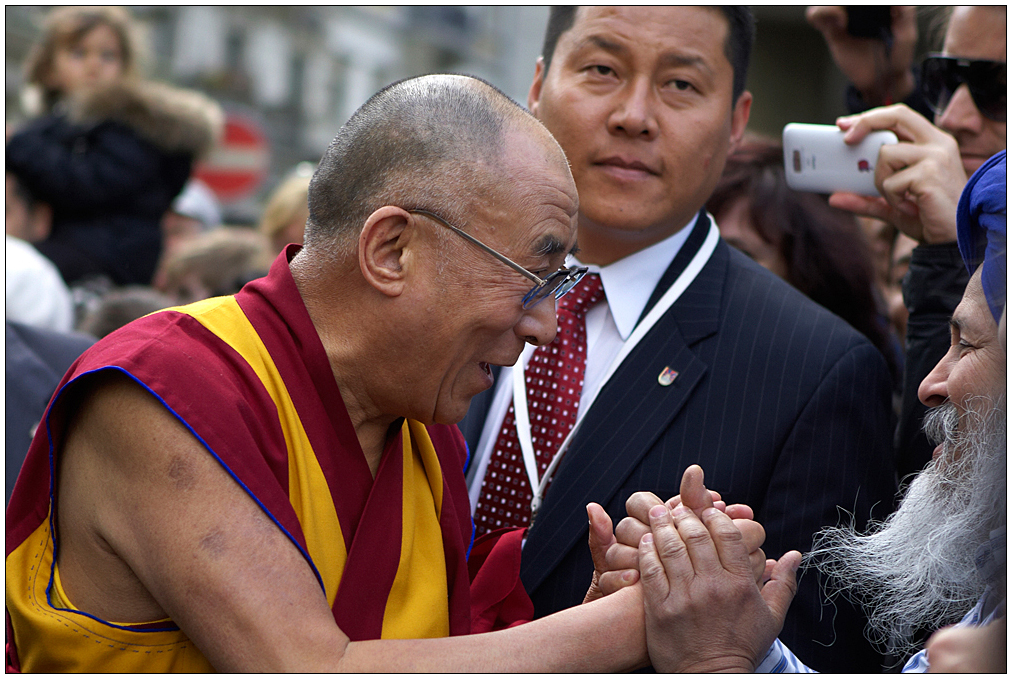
[[520, 235, 730, 593], [639, 209, 711, 325]]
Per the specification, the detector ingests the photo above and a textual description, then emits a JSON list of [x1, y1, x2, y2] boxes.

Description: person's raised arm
[[56, 372, 647, 672], [806, 6, 919, 108]]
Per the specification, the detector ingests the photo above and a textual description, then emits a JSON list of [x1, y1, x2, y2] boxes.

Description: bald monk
[[7, 74, 674, 672]]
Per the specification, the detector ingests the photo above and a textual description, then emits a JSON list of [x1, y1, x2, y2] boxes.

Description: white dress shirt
[[467, 218, 695, 510], [5, 235, 74, 333]]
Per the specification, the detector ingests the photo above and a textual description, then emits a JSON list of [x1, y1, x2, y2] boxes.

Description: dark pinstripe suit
[[461, 211, 898, 672]]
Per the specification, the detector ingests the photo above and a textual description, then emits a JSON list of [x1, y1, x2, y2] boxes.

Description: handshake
[[582, 465, 802, 672]]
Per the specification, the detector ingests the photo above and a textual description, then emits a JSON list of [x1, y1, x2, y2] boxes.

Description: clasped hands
[[584, 465, 801, 672]]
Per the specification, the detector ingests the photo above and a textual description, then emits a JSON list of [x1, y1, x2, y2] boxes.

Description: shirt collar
[[569, 217, 695, 340]]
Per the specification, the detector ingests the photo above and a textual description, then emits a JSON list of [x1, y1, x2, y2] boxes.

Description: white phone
[[782, 123, 898, 196]]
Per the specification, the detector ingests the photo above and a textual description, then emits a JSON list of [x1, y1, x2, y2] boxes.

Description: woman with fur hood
[[6, 6, 223, 287]]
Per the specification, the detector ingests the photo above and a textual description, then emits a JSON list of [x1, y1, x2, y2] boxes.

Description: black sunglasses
[[921, 54, 1006, 122]]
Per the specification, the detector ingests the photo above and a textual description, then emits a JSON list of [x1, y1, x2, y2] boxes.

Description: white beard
[[806, 394, 1007, 656]]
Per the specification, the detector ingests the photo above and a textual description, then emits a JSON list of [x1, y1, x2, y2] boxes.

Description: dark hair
[[540, 7, 578, 74], [7, 172, 39, 211], [716, 7, 755, 103], [706, 136, 900, 379], [304, 74, 531, 252], [540, 6, 755, 101], [25, 6, 139, 111]]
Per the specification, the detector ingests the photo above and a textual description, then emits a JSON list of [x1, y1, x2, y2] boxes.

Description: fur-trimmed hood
[[68, 80, 223, 159]]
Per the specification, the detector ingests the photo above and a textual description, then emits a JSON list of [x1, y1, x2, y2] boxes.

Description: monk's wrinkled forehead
[[464, 121, 579, 259], [503, 122, 579, 221]]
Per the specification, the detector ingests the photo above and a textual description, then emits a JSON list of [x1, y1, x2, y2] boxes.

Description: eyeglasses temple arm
[[408, 209, 545, 285]]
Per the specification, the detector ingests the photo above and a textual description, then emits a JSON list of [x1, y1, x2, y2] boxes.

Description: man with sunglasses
[[812, 6, 1006, 480], [6, 74, 671, 672]]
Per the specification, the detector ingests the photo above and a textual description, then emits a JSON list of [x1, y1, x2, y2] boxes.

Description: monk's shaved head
[[304, 74, 556, 253]]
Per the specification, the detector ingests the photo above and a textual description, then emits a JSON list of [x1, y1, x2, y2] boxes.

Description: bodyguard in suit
[[462, 7, 897, 672]]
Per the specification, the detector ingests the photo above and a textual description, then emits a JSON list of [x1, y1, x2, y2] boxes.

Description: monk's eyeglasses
[[408, 209, 587, 309]]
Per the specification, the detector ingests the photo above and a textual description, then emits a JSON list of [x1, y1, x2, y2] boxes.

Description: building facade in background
[[6, 6, 549, 222], [6, 6, 933, 222]]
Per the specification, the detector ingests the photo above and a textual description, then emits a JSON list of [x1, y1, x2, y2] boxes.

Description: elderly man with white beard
[[607, 150, 1006, 674], [803, 290, 1006, 672], [799, 152, 1007, 674], [803, 149, 1006, 669]]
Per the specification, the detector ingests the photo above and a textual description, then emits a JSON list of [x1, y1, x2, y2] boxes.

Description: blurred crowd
[[4, 5, 1006, 674], [5, 6, 315, 497], [5, 6, 927, 412]]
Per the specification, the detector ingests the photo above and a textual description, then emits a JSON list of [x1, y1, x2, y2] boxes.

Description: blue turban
[[956, 150, 1006, 324]]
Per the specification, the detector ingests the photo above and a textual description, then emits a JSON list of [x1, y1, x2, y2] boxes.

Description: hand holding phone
[[828, 105, 967, 245], [783, 123, 898, 196]]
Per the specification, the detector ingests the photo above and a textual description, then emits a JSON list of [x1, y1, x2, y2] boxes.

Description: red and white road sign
[[195, 112, 270, 204]]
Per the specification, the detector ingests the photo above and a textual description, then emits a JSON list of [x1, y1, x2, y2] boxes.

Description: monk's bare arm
[[57, 372, 348, 670], [56, 373, 646, 672], [339, 585, 645, 672]]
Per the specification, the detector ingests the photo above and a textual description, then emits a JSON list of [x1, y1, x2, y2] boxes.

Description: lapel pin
[[657, 366, 679, 386]]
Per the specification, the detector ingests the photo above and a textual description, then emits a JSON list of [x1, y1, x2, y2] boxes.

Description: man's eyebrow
[[659, 52, 709, 74], [575, 35, 711, 77], [576, 35, 627, 57], [532, 234, 575, 258]]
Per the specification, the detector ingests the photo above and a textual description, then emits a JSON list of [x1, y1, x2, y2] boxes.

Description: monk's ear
[[358, 206, 412, 297]]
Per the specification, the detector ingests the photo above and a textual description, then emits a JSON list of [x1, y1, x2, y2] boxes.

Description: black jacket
[[6, 81, 221, 286]]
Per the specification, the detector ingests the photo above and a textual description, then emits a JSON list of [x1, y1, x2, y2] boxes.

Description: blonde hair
[[25, 5, 141, 110], [160, 227, 273, 303], [258, 175, 311, 241]]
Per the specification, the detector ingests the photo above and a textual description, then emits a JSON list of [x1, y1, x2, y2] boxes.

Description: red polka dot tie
[[473, 274, 604, 535]]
